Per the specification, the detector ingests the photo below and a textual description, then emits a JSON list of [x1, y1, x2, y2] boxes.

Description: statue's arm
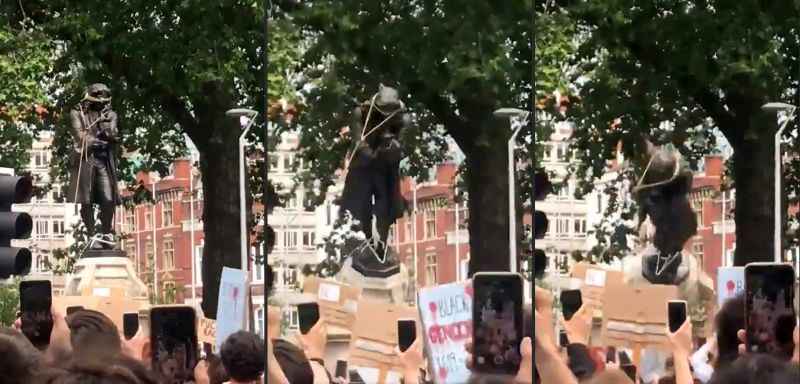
[[69, 109, 90, 151], [104, 111, 119, 143]]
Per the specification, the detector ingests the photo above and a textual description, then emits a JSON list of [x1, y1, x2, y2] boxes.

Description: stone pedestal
[[338, 257, 408, 304], [63, 251, 148, 300]]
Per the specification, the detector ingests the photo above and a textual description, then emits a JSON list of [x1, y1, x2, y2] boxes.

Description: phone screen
[[473, 272, 523, 375], [668, 301, 687, 333], [150, 307, 198, 384], [335, 360, 348, 379], [745, 264, 796, 357], [606, 346, 617, 363], [297, 302, 320, 335], [20, 280, 53, 348], [123, 312, 139, 340], [559, 330, 569, 347], [560, 289, 582, 321], [397, 319, 416, 352]]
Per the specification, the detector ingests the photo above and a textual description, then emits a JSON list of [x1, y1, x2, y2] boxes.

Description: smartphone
[[150, 306, 198, 384], [397, 319, 416, 352], [618, 350, 632, 365], [744, 263, 796, 356], [335, 360, 348, 379], [297, 302, 320, 335], [472, 272, 524, 375], [559, 330, 569, 347], [123, 312, 139, 340], [560, 289, 583, 321], [621, 364, 637, 381], [668, 300, 688, 333], [19, 280, 53, 348], [66, 306, 84, 316]]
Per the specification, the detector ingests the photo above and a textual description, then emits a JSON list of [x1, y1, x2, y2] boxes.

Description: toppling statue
[[66, 84, 122, 251], [338, 84, 410, 277], [623, 141, 715, 334]]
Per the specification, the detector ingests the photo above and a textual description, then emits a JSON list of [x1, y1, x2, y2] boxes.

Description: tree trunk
[[197, 118, 246, 319], [730, 115, 776, 266], [461, 118, 517, 276]]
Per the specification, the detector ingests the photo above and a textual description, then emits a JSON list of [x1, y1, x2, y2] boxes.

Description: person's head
[[709, 354, 800, 384], [37, 356, 148, 384], [587, 369, 635, 384], [0, 327, 43, 384], [205, 353, 230, 384], [715, 294, 745, 369], [66, 309, 122, 357], [220, 331, 265, 383]]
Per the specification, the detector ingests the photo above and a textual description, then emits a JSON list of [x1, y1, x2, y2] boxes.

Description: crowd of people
[[531, 286, 800, 384], [0, 306, 266, 384]]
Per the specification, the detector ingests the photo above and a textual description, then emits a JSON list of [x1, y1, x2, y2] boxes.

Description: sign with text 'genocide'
[[418, 280, 473, 384], [716, 267, 744, 307], [215, 267, 247, 349]]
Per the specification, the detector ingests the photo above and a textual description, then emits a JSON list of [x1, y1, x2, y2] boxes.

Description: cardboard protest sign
[[417, 281, 473, 384], [348, 299, 418, 384], [601, 282, 679, 349], [570, 263, 625, 315], [198, 317, 216, 345], [716, 267, 744, 307], [215, 267, 247, 349], [302, 277, 362, 332]]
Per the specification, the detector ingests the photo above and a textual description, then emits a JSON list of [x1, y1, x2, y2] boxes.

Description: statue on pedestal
[[338, 84, 410, 278], [623, 142, 715, 335], [66, 84, 122, 251]]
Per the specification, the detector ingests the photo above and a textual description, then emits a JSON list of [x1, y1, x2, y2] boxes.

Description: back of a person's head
[[66, 309, 122, 356], [0, 327, 43, 384], [715, 294, 745, 369], [35, 357, 145, 384], [709, 354, 800, 384], [272, 338, 314, 384], [220, 331, 265, 382], [206, 353, 231, 384], [586, 369, 634, 384]]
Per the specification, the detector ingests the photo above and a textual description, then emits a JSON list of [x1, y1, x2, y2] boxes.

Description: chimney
[[173, 158, 191, 180], [704, 155, 723, 178], [437, 163, 458, 185]]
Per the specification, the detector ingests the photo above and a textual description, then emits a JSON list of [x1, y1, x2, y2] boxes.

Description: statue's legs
[[93, 166, 115, 235], [80, 203, 96, 237]]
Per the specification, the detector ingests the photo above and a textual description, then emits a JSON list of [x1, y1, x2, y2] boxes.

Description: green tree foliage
[[276, 0, 532, 274], [556, 1, 799, 266], [0, 279, 20, 327], [5, 0, 266, 318]]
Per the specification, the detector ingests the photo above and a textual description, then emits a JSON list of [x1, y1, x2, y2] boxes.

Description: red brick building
[[393, 163, 533, 286]]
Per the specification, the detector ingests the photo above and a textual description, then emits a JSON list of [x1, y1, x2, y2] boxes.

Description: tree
[[558, 1, 799, 266], [276, 0, 532, 275], [6, 1, 266, 318], [0, 279, 19, 327]]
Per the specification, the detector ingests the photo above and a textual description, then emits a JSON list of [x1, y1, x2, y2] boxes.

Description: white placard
[[418, 281, 472, 384], [355, 367, 381, 383], [92, 287, 111, 297], [385, 371, 402, 384], [318, 283, 341, 302], [717, 267, 744, 306], [216, 267, 247, 349], [585, 269, 607, 287]]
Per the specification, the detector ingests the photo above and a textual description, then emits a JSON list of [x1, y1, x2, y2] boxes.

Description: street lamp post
[[494, 108, 530, 273], [761, 102, 797, 264], [226, 107, 259, 330], [184, 134, 199, 307]]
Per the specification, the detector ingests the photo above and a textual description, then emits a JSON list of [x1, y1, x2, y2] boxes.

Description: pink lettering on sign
[[429, 302, 438, 321], [726, 280, 735, 295], [427, 321, 472, 345], [439, 367, 448, 380]]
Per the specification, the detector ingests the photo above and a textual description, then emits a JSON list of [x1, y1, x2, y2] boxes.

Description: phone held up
[[123, 312, 139, 340], [297, 302, 321, 335], [667, 300, 688, 333], [150, 306, 198, 384], [560, 289, 583, 321], [744, 263, 796, 357], [397, 319, 416, 353], [19, 280, 53, 348], [472, 272, 524, 376]]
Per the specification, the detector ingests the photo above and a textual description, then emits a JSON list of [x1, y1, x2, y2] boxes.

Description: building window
[[556, 144, 568, 162], [425, 254, 437, 286], [282, 154, 293, 173], [543, 144, 552, 161], [253, 261, 264, 282], [125, 209, 135, 233], [597, 194, 602, 214], [269, 154, 279, 171], [145, 242, 154, 272], [36, 219, 49, 237], [283, 231, 298, 249], [285, 307, 299, 330], [573, 219, 586, 235], [302, 231, 315, 249], [405, 219, 413, 243], [424, 210, 436, 239], [163, 239, 175, 270], [144, 211, 152, 230], [255, 306, 265, 339], [52, 220, 65, 238], [163, 202, 173, 226], [693, 242, 704, 267]]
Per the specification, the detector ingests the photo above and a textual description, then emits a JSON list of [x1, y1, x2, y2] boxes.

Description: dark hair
[[220, 331, 265, 382], [36, 357, 146, 384], [715, 294, 745, 370], [206, 353, 231, 384], [272, 338, 314, 383], [709, 354, 800, 384], [0, 327, 43, 384], [65, 309, 122, 356]]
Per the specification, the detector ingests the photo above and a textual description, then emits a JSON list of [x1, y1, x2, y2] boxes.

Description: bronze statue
[[66, 84, 121, 250], [339, 84, 410, 277]]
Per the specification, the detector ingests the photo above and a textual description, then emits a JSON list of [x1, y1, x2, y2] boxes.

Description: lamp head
[[761, 102, 796, 113], [225, 108, 258, 118], [493, 108, 528, 118]]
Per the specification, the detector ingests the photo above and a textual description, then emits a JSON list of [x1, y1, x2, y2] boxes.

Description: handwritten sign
[[199, 317, 216, 345], [418, 281, 473, 384], [318, 283, 341, 302], [585, 269, 607, 287], [216, 267, 247, 349], [717, 267, 744, 307]]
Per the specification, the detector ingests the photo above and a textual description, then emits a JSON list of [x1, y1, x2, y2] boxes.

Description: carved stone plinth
[[338, 257, 407, 304], [63, 252, 148, 299]]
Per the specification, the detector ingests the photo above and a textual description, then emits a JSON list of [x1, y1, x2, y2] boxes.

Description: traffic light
[[533, 169, 552, 279], [0, 174, 33, 279]]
